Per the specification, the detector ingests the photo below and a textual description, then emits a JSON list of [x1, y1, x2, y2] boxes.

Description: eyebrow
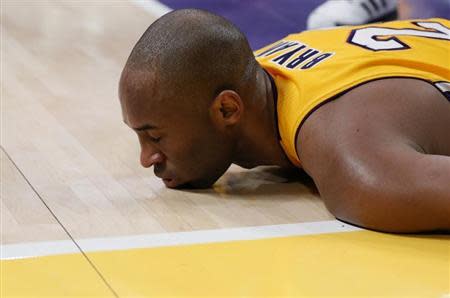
[[132, 124, 157, 131], [123, 120, 157, 131]]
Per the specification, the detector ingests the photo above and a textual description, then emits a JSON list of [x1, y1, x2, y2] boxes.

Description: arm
[[297, 78, 450, 233]]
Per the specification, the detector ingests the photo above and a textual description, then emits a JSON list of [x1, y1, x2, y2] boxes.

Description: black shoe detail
[[360, 2, 374, 16], [369, 0, 380, 11]]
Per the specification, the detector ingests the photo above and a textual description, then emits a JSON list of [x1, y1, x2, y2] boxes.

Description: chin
[[172, 174, 223, 189], [174, 180, 215, 190], [236, 161, 257, 169], [171, 164, 231, 190]]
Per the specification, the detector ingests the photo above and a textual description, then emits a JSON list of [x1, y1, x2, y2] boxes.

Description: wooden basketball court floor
[[1, 1, 449, 297]]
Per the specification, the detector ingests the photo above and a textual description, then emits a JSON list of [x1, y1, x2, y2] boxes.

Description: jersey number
[[348, 21, 450, 51]]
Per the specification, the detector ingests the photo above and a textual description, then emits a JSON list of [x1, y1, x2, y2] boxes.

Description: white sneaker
[[307, 0, 398, 30]]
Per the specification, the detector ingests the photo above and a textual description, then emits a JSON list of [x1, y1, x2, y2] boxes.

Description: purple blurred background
[[159, 0, 450, 49]]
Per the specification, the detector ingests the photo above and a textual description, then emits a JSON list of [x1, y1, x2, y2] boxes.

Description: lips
[[162, 177, 179, 188], [154, 168, 176, 187], [154, 167, 181, 188]]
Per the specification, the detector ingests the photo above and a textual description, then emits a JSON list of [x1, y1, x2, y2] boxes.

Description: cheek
[[162, 132, 200, 170], [190, 132, 232, 176], [168, 127, 232, 178], [170, 135, 209, 169]]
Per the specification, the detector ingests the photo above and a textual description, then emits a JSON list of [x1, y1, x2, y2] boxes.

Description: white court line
[[0, 240, 80, 260], [1, 220, 361, 260], [130, 0, 172, 17]]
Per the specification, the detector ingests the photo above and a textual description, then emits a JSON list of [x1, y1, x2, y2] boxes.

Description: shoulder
[[297, 77, 450, 164], [296, 77, 450, 199]]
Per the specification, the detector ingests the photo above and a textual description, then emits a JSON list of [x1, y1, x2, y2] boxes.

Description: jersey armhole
[[293, 76, 449, 164]]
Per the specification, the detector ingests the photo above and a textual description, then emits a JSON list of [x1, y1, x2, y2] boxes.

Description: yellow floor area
[[1, 253, 115, 297], [2, 230, 449, 297]]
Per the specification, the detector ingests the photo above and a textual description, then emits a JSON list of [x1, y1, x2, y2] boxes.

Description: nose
[[140, 144, 166, 168]]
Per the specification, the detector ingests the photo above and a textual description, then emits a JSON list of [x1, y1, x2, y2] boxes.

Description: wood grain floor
[[1, 0, 332, 246]]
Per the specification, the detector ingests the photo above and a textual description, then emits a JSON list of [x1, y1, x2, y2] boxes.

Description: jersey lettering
[[272, 45, 305, 65], [348, 21, 450, 51], [256, 41, 300, 57], [301, 53, 334, 69], [286, 49, 319, 69], [261, 39, 334, 70]]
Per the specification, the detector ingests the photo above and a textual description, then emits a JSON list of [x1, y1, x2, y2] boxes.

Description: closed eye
[[146, 131, 161, 143], [149, 136, 161, 143]]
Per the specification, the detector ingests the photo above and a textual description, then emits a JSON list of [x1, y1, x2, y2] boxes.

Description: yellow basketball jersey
[[255, 18, 450, 167]]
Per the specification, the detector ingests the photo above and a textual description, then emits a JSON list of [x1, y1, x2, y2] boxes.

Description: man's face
[[119, 72, 233, 189]]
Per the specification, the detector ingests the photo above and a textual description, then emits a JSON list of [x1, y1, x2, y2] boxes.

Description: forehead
[[119, 68, 191, 126], [120, 68, 157, 104]]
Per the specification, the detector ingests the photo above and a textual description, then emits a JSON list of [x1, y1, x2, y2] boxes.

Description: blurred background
[[158, 0, 450, 49]]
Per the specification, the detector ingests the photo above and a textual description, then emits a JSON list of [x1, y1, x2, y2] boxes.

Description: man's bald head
[[118, 9, 275, 189], [121, 9, 257, 105]]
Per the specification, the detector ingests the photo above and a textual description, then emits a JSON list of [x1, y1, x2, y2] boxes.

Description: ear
[[209, 90, 244, 129]]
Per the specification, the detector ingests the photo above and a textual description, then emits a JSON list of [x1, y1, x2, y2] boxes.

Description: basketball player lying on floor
[[119, 10, 450, 233]]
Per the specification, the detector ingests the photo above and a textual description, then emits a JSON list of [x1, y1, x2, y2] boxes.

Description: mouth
[[162, 178, 179, 188]]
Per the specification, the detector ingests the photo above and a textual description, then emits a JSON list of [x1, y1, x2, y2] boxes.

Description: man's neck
[[233, 67, 295, 169]]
